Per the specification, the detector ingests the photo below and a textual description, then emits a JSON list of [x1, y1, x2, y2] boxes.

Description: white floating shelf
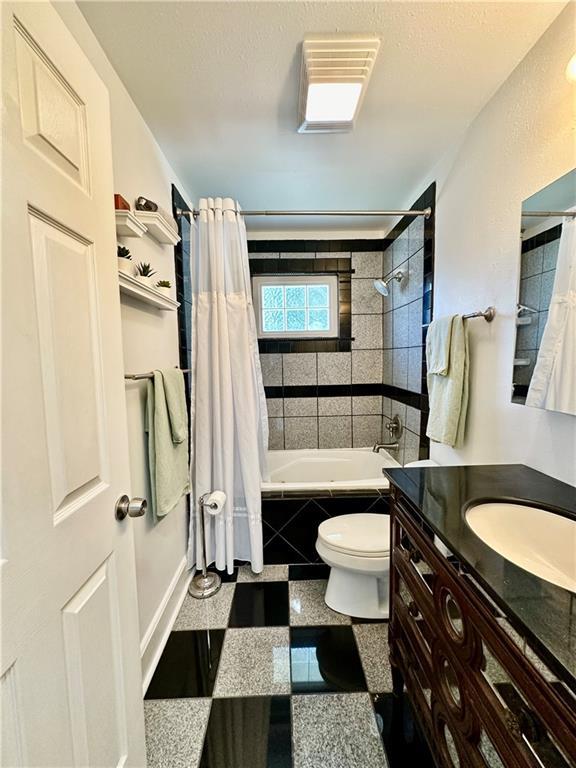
[[516, 316, 533, 326], [118, 272, 180, 311], [513, 357, 531, 367], [134, 211, 180, 245], [115, 210, 147, 238]]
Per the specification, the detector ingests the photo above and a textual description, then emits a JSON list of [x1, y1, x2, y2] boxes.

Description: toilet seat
[[317, 513, 390, 558]]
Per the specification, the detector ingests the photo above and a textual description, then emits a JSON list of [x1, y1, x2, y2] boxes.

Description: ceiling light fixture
[[298, 36, 380, 134]]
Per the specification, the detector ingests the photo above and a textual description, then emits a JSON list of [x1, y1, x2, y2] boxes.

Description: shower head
[[373, 271, 405, 297]]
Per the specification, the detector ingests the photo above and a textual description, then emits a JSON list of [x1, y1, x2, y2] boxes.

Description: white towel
[[426, 316, 469, 447], [426, 316, 455, 375]]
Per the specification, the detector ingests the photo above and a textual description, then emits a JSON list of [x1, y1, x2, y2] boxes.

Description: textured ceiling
[[78, 1, 566, 232]]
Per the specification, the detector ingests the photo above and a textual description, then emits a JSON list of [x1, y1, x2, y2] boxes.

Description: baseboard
[[140, 556, 192, 694]]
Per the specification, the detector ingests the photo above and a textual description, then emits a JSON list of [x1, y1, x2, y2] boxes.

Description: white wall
[[421, 5, 575, 485], [54, 2, 195, 681]]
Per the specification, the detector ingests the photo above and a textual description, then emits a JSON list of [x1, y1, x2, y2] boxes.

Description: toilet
[[316, 513, 391, 620]]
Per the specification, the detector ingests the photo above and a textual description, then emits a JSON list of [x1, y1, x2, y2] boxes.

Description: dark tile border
[[521, 223, 562, 254]]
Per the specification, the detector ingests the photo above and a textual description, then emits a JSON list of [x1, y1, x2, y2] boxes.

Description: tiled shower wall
[[249, 184, 435, 465], [514, 224, 561, 398]]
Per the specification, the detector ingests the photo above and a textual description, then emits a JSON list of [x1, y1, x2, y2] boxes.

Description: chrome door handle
[[115, 495, 147, 520]]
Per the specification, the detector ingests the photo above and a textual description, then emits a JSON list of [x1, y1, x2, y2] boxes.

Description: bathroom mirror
[[512, 169, 576, 415]]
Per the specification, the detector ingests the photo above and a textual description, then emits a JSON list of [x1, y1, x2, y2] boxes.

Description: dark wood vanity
[[386, 465, 576, 768]]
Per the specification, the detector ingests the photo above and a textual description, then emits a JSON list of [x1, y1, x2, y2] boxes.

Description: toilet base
[[324, 566, 389, 620]]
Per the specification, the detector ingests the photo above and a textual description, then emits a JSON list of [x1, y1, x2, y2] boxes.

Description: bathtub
[[261, 448, 401, 493]]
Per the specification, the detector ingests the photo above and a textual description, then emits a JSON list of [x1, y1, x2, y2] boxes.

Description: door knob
[[115, 495, 147, 520]]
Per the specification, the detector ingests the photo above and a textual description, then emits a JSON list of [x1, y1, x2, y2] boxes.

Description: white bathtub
[[261, 448, 401, 493]]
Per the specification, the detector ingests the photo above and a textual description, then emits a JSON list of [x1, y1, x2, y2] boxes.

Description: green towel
[[146, 369, 190, 518], [426, 315, 454, 375], [426, 316, 469, 447]]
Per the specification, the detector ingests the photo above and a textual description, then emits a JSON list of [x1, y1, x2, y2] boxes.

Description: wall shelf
[[115, 210, 147, 238], [513, 357, 531, 367], [134, 210, 180, 245], [118, 272, 180, 311], [516, 316, 533, 326]]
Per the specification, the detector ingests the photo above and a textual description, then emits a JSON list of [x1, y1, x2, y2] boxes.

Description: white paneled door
[[1, 3, 146, 765]]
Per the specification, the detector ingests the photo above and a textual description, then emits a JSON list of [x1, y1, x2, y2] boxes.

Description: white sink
[[465, 502, 576, 593]]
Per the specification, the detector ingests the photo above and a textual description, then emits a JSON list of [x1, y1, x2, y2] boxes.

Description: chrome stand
[[188, 494, 222, 599]]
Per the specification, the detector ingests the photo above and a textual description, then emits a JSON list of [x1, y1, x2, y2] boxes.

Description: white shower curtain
[[187, 197, 268, 574], [526, 209, 576, 415]]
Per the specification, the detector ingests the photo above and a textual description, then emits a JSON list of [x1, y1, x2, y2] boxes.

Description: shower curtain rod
[[175, 207, 433, 220], [523, 210, 576, 217]]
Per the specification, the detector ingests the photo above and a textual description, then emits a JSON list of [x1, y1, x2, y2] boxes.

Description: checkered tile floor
[[144, 564, 434, 768]]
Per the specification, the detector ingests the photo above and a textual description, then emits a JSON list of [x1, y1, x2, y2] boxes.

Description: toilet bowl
[[315, 513, 391, 620]]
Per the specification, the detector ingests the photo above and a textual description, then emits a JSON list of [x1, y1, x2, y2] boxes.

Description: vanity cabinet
[[388, 487, 576, 768]]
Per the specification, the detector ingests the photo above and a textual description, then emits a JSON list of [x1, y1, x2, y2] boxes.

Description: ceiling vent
[[298, 36, 380, 134]]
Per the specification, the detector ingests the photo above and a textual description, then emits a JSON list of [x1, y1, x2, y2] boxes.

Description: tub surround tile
[[318, 416, 352, 449], [213, 627, 291, 698], [408, 300, 423, 346], [351, 278, 383, 314], [382, 313, 394, 349], [392, 348, 408, 389], [543, 239, 560, 272], [266, 397, 283, 417], [352, 314, 383, 350], [405, 405, 421, 435], [292, 693, 386, 768], [268, 417, 285, 450], [317, 352, 351, 385], [382, 249, 392, 278], [540, 269, 555, 310], [228, 582, 289, 627], [261, 354, 283, 387], [407, 250, 424, 303], [283, 353, 317, 386], [353, 623, 393, 693], [352, 350, 383, 385], [145, 629, 225, 699], [521, 246, 544, 278], [289, 580, 351, 626], [353, 415, 383, 448], [408, 217, 425, 257], [285, 417, 318, 449], [352, 251, 383, 278], [237, 564, 289, 583], [145, 698, 211, 768], [407, 347, 422, 393], [352, 396, 382, 415], [284, 397, 318, 417], [520, 274, 542, 309], [382, 350, 393, 386], [200, 696, 292, 767], [264, 532, 308, 565], [290, 626, 367, 694], [174, 584, 236, 631], [392, 304, 409, 348], [392, 233, 410, 269], [277, 501, 331, 563], [318, 396, 352, 416]]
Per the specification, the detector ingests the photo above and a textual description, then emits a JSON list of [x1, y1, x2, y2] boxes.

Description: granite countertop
[[384, 463, 576, 692]]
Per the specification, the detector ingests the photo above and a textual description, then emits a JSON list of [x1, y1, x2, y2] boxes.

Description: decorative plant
[[135, 262, 156, 277], [156, 280, 171, 288], [117, 245, 132, 259]]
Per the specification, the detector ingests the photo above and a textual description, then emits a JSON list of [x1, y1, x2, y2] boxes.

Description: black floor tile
[[351, 616, 388, 625], [289, 563, 330, 581], [228, 582, 289, 627], [145, 629, 225, 699], [290, 626, 367, 694], [200, 696, 292, 768], [372, 693, 435, 768], [208, 567, 239, 583]]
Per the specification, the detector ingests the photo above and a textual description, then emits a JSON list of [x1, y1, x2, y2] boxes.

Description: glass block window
[[253, 274, 339, 338]]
